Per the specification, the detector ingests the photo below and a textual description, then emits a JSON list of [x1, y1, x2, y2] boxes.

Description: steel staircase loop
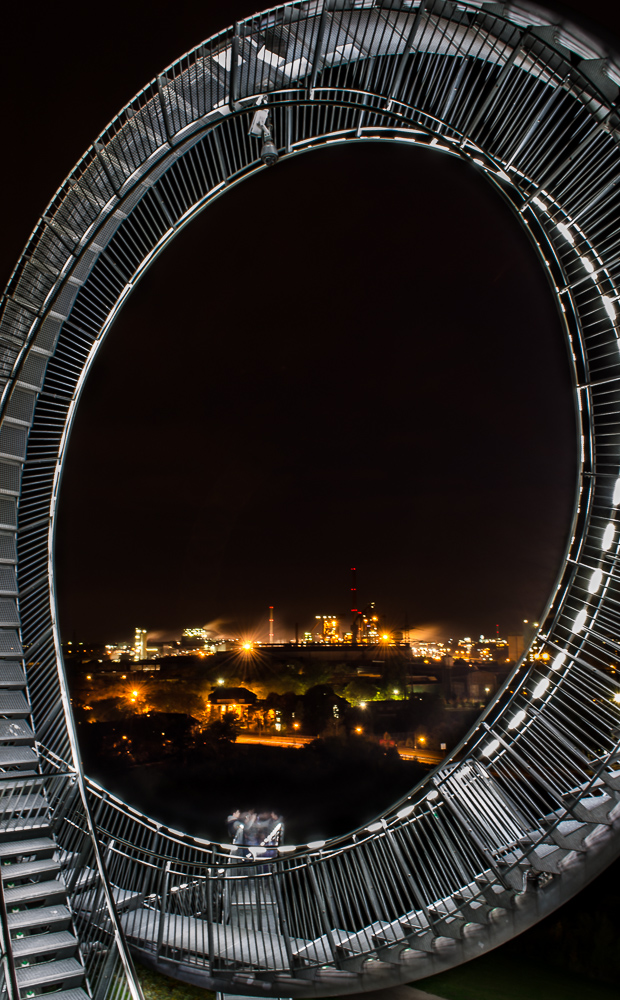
[[1, 2, 620, 997]]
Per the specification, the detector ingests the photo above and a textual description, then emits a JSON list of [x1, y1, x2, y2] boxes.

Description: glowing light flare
[[426, 790, 439, 801], [613, 692, 620, 705], [507, 709, 526, 730], [242, 642, 252, 651], [613, 479, 620, 506], [482, 738, 500, 757], [572, 608, 588, 633], [589, 568, 603, 594], [602, 523, 615, 551], [397, 804, 415, 819], [602, 295, 617, 322], [557, 223, 574, 244], [581, 256, 595, 273], [532, 677, 551, 700], [552, 652, 567, 671]]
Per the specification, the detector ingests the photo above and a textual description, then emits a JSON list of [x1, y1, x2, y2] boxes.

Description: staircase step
[[0, 662, 26, 688], [0, 747, 39, 770], [12, 930, 78, 962], [527, 843, 576, 874], [2, 858, 60, 883], [8, 905, 71, 935], [573, 791, 620, 825], [0, 720, 34, 744], [0, 776, 44, 793], [0, 818, 53, 840], [474, 873, 518, 908], [29, 991, 89, 1000], [15, 956, 84, 992], [453, 891, 493, 925], [0, 792, 48, 819], [0, 837, 56, 861], [4, 878, 67, 908], [0, 691, 31, 717]]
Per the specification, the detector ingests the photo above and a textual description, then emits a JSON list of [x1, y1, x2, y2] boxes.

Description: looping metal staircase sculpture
[[1, 2, 620, 997]]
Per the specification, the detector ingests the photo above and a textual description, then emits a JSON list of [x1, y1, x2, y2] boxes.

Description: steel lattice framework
[[1, 2, 620, 999]]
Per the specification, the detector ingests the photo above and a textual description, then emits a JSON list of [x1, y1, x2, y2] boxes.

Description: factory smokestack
[[351, 567, 357, 615]]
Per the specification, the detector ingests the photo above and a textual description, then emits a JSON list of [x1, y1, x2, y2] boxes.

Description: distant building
[[133, 628, 147, 662], [207, 686, 257, 718], [314, 616, 340, 643], [507, 634, 525, 662]]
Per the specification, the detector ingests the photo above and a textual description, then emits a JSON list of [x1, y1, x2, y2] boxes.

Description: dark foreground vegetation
[[82, 732, 425, 844]]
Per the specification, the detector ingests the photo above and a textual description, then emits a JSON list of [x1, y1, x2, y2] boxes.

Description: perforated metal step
[[0, 719, 33, 744], [7, 904, 71, 934], [0, 792, 48, 819], [0, 775, 44, 793], [0, 691, 30, 716], [15, 956, 84, 991], [12, 930, 78, 962], [0, 837, 56, 861], [0, 746, 39, 769], [1, 857, 60, 883], [4, 877, 66, 908], [0, 662, 26, 688], [29, 990, 89, 1000]]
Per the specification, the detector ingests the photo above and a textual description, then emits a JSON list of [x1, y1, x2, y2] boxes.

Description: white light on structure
[[533, 196, 547, 210], [552, 652, 567, 671], [397, 803, 415, 819], [366, 821, 383, 833], [613, 692, 620, 705], [580, 256, 595, 273], [426, 790, 439, 801], [588, 568, 603, 594], [613, 478, 620, 506], [572, 608, 588, 633], [532, 677, 550, 699], [602, 523, 615, 550], [307, 840, 325, 850], [507, 709, 526, 729], [557, 223, 575, 244], [602, 296, 617, 321], [482, 738, 500, 757]]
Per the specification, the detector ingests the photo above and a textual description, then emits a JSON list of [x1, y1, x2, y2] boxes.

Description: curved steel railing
[[1, 2, 620, 997]]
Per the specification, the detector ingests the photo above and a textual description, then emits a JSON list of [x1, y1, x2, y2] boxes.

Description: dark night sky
[[3, 1, 620, 643]]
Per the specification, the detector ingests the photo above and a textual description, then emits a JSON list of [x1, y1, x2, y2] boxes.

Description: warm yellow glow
[[242, 642, 252, 650], [86, 675, 92, 680], [355, 726, 363, 734], [382, 634, 389, 640], [418, 736, 426, 744], [121, 675, 127, 679], [217, 678, 224, 685], [613, 692, 620, 704], [132, 690, 138, 697], [293, 722, 300, 730], [360, 702, 367, 709]]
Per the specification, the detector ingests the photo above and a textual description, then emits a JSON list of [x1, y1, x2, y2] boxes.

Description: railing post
[[156, 862, 171, 958], [0, 869, 20, 1000]]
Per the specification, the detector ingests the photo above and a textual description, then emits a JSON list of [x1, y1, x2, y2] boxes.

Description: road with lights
[[236, 734, 444, 764]]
